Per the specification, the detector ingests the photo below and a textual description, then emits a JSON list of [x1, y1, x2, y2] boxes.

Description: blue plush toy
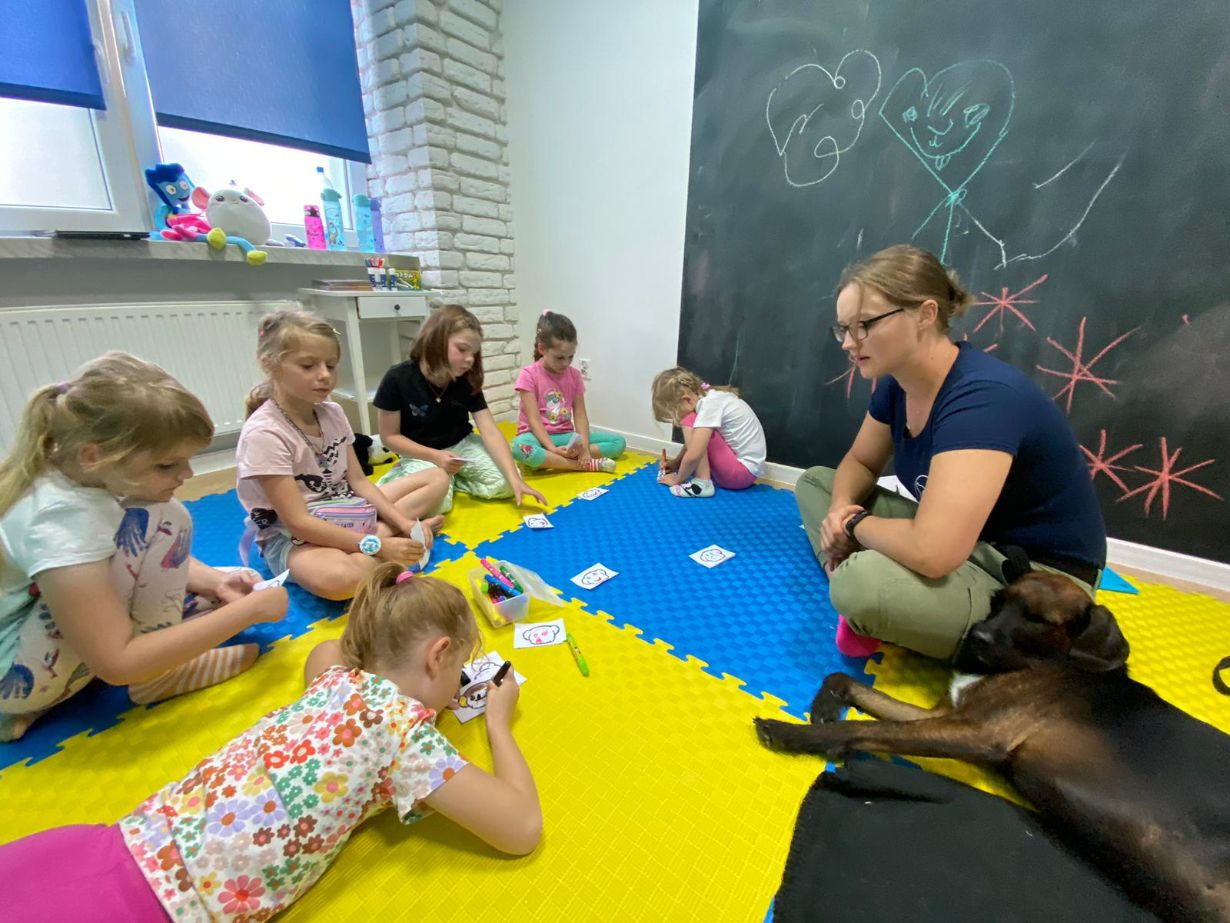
[[144, 162, 195, 229]]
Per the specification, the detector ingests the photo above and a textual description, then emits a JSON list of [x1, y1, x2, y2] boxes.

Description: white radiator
[[0, 300, 294, 449]]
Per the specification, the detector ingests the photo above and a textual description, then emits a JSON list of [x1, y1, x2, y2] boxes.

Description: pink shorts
[[681, 412, 758, 490], [0, 823, 169, 922]]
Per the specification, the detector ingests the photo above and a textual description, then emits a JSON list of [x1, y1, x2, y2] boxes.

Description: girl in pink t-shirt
[[237, 311, 445, 601], [0, 563, 542, 922], [511, 311, 626, 472]]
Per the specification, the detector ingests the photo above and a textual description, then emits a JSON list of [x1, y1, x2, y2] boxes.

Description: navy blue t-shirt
[[868, 342, 1106, 569]]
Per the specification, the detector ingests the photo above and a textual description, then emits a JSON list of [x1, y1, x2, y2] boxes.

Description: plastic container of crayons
[[467, 557, 562, 627]]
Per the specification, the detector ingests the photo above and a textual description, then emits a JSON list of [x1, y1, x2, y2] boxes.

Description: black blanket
[[774, 758, 1158, 922]]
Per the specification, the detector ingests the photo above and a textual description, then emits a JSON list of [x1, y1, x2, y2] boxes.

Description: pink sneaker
[[835, 615, 881, 658]]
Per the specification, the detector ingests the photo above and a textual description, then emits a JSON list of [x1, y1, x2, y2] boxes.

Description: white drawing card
[[523, 514, 553, 530], [513, 618, 566, 649], [689, 544, 736, 568], [577, 487, 608, 501], [409, 519, 431, 570], [253, 569, 290, 591], [571, 563, 618, 590], [451, 651, 526, 724]]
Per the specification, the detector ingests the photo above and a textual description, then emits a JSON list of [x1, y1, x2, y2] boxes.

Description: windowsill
[[0, 236, 417, 268]]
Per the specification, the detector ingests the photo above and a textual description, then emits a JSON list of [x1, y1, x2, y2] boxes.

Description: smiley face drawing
[[697, 547, 729, 564], [578, 567, 612, 588]]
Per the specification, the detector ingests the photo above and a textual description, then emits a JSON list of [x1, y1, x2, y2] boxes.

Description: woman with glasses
[[797, 244, 1106, 660]]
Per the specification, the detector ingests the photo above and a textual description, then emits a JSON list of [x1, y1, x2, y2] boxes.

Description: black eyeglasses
[[831, 307, 908, 344]]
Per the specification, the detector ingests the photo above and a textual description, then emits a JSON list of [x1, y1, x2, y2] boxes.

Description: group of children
[[0, 301, 767, 920]]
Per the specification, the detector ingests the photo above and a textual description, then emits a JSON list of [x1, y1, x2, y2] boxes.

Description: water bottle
[[353, 193, 376, 253], [303, 205, 326, 250], [317, 166, 346, 251], [369, 197, 386, 253]]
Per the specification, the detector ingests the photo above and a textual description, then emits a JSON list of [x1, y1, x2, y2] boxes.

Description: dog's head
[[953, 571, 1129, 675]]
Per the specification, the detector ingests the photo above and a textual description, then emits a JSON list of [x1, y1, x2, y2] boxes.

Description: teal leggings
[[510, 430, 626, 469]]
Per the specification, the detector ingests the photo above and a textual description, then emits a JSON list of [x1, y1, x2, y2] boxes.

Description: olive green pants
[[796, 466, 1096, 661]]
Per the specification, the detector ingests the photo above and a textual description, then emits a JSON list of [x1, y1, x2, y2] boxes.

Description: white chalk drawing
[[765, 50, 883, 187]]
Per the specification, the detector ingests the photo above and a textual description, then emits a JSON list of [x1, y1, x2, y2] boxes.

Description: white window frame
[[0, 0, 367, 247]]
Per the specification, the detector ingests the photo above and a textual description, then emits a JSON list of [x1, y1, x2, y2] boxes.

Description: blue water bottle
[[369, 197, 386, 253], [353, 194, 376, 252], [317, 166, 346, 251]]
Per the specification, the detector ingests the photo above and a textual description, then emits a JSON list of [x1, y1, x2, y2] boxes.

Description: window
[[157, 127, 363, 241], [0, 0, 369, 239]]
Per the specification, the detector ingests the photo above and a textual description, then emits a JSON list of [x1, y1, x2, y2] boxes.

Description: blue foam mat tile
[[0, 488, 466, 772], [476, 466, 865, 717]]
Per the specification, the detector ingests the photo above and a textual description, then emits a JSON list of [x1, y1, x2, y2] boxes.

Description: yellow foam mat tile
[[1100, 576, 1230, 732], [863, 576, 1230, 801], [0, 552, 820, 922]]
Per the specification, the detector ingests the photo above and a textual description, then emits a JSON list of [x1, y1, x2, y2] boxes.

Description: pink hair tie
[[701, 382, 711, 391], [395, 569, 417, 584]]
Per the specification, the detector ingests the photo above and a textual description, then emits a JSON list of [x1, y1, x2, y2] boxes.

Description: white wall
[[502, 0, 699, 441]]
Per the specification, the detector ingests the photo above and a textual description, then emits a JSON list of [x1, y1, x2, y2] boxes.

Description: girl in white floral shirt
[[0, 564, 541, 921]]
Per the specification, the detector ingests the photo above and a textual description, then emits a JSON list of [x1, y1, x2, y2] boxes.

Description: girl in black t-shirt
[[375, 305, 548, 516]]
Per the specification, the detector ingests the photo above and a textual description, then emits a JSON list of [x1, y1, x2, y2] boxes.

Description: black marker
[[492, 660, 512, 687]]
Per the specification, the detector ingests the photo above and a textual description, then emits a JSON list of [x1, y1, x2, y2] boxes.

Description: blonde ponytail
[[340, 564, 480, 672]]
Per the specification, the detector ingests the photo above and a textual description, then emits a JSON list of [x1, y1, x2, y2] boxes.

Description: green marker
[[497, 562, 525, 594], [565, 632, 590, 677]]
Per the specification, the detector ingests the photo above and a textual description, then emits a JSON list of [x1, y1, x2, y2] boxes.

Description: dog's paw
[[754, 717, 812, 753], [809, 686, 848, 724]]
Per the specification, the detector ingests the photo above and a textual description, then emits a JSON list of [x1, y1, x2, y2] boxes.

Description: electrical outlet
[[578, 357, 591, 379]]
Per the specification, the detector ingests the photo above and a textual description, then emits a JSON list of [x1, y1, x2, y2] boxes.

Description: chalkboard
[[679, 0, 1230, 563]]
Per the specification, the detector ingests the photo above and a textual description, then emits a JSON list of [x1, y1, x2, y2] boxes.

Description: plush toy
[[144, 163, 196, 229], [201, 185, 271, 266]]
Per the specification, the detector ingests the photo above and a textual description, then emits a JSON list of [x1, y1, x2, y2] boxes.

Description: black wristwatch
[[844, 510, 872, 541]]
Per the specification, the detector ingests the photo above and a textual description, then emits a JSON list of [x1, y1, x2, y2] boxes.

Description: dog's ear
[[1067, 604, 1130, 672]]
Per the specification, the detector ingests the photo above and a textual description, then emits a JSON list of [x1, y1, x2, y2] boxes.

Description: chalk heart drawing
[[880, 60, 1015, 195], [766, 50, 882, 187]]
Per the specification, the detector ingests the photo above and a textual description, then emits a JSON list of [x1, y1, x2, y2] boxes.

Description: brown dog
[[755, 572, 1230, 922]]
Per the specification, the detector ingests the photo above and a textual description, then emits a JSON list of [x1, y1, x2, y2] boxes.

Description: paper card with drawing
[[409, 519, 431, 571], [523, 513, 553, 530], [576, 487, 608, 501], [253, 569, 290, 591], [689, 545, 736, 568], [513, 618, 566, 649], [571, 563, 618, 590], [451, 652, 526, 724]]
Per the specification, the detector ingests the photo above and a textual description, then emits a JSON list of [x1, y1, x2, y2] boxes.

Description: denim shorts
[[258, 532, 296, 576]]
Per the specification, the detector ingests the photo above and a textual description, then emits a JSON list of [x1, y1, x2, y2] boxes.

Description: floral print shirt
[[120, 666, 468, 922]]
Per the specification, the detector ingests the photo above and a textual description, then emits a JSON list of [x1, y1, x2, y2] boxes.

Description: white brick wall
[[353, 0, 519, 413]]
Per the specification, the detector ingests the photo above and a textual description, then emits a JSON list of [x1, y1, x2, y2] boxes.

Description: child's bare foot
[[0, 710, 45, 742], [422, 515, 445, 534]]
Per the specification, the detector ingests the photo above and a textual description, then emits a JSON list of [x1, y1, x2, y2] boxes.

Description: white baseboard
[[605, 425, 1230, 594]]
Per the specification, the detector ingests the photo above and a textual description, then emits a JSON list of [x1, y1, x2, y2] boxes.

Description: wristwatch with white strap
[[358, 534, 382, 556]]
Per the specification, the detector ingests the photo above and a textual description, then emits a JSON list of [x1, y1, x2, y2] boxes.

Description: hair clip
[[701, 382, 711, 391], [541, 309, 551, 317], [56, 381, 69, 395], [395, 569, 417, 584]]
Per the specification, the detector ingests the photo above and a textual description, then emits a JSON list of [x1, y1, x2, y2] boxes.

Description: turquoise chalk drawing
[[879, 60, 1015, 262], [768, 53, 1125, 269]]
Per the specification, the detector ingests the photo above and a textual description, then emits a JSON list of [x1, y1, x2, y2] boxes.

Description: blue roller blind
[[135, 0, 371, 163], [0, 0, 105, 110]]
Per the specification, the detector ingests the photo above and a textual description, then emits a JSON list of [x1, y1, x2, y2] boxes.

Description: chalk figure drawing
[[765, 50, 883, 187], [766, 55, 1124, 266]]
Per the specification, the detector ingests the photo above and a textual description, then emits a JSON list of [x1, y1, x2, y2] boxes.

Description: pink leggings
[[680, 413, 757, 490], [0, 823, 169, 921]]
